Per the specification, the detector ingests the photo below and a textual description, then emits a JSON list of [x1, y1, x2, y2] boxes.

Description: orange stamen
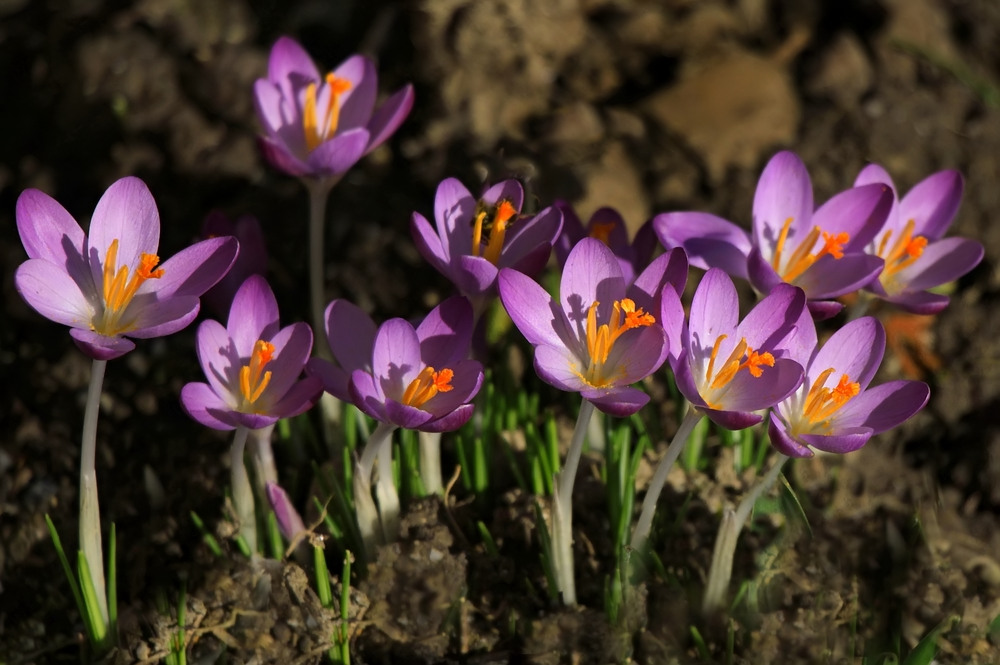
[[96, 238, 164, 335], [402, 366, 454, 409], [239, 340, 275, 407], [877, 219, 928, 293], [576, 298, 655, 387], [702, 335, 774, 408], [472, 199, 519, 265], [771, 217, 850, 283], [589, 221, 616, 246], [303, 73, 352, 151], [799, 368, 860, 429]]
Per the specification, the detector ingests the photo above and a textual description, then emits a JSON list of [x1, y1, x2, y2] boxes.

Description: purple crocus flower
[[201, 211, 268, 318], [499, 238, 688, 417], [654, 151, 893, 318], [661, 268, 808, 430], [853, 164, 984, 314], [253, 36, 414, 181], [768, 316, 929, 457], [310, 296, 484, 432], [266, 481, 307, 544], [411, 178, 563, 311], [181, 275, 323, 430], [553, 201, 656, 285], [15, 177, 238, 360]]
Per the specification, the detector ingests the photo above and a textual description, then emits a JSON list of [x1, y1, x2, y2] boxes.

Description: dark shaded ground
[[2, 0, 1000, 663]]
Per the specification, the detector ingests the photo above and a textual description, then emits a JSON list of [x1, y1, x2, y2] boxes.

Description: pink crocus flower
[[15, 177, 238, 360]]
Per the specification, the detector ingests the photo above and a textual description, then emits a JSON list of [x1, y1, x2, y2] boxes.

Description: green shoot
[[189, 511, 223, 557], [314, 543, 332, 608], [476, 521, 500, 558]]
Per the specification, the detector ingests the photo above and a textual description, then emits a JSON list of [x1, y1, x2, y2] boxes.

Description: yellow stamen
[[303, 73, 352, 151], [576, 298, 655, 388], [402, 366, 454, 409], [239, 340, 275, 408], [95, 238, 164, 335], [793, 368, 860, 433], [771, 217, 850, 283], [471, 199, 518, 265], [876, 219, 928, 294], [702, 335, 774, 408]]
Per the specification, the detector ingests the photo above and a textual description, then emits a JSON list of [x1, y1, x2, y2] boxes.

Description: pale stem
[[550, 399, 596, 606], [375, 436, 401, 542], [418, 430, 443, 494], [702, 453, 789, 614], [630, 407, 704, 553], [587, 408, 606, 453], [305, 177, 337, 358], [80, 358, 109, 624], [355, 422, 398, 558], [230, 426, 257, 552], [248, 424, 277, 488]]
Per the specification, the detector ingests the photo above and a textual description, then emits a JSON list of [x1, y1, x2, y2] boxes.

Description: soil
[[2, 0, 1000, 663]]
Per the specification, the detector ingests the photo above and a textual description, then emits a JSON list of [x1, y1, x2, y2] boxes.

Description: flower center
[[771, 217, 850, 283], [239, 340, 275, 411], [471, 199, 518, 265], [402, 366, 454, 409], [303, 72, 352, 152], [788, 367, 860, 436], [95, 238, 164, 336], [875, 219, 927, 294], [576, 298, 655, 388], [589, 221, 616, 246], [701, 334, 774, 409]]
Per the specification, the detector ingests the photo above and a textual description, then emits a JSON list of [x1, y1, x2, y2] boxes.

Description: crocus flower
[[768, 316, 929, 457], [499, 238, 688, 416], [253, 36, 414, 181], [553, 201, 656, 285], [15, 177, 238, 360], [310, 296, 484, 432], [853, 164, 984, 314], [661, 268, 808, 430], [201, 211, 268, 317], [266, 481, 308, 544], [411, 178, 563, 311], [654, 151, 893, 318], [181, 275, 323, 430]]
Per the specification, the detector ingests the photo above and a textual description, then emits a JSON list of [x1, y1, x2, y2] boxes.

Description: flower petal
[[896, 237, 984, 292], [793, 253, 884, 299], [417, 296, 473, 367], [627, 247, 688, 316], [800, 427, 874, 454], [689, 268, 739, 352], [15, 259, 93, 329], [737, 282, 805, 354], [434, 177, 476, 255], [305, 127, 370, 177], [181, 382, 238, 431], [582, 386, 650, 417], [712, 357, 803, 412], [196, 318, 241, 406], [767, 411, 813, 458], [653, 212, 751, 279], [69, 328, 136, 361], [306, 357, 351, 402], [126, 295, 201, 339], [365, 84, 414, 154], [880, 290, 950, 315], [257, 136, 311, 177], [501, 205, 562, 271], [834, 380, 929, 433], [350, 369, 388, 421], [419, 358, 483, 417], [419, 403, 476, 433], [411, 211, 450, 269], [227, 275, 280, 357], [901, 170, 963, 241], [335, 55, 377, 132], [752, 151, 813, 254], [482, 179, 524, 211], [808, 317, 885, 389], [268, 36, 320, 98], [372, 318, 422, 400], [533, 344, 589, 393], [88, 177, 160, 278], [498, 268, 573, 349], [259, 322, 313, 404], [560, 238, 625, 340], [155, 236, 239, 300], [16, 189, 90, 286], [268, 376, 323, 420], [324, 299, 377, 373], [811, 183, 894, 251]]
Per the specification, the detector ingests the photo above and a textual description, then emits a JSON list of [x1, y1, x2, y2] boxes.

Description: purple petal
[[793, 253, 884, 299], [712, 357, 803, 412], [502, 205, 563, 269], [812, 183, 894, 251], [14, 260, 93, 328], [69, 328, 136, 361], [266, 482, 307, 542], [253, 79, 288, 136], [701, 408, 763, 431], [419, 403, 476, 433], [417, 296, 473, 366], [125, 295, 201, 339], [412, 212, 450, 270], [746, 246, 786, 296], [752, 151, 813, 253], [807, 300, 845, 320], [689, 268, 738, 350], [653, 212, 751, 280], [627, 247, 688, 316], [88, 177, 160, 278], [800, 427, 874, 455], [258, 136, 311, 177], [259, 322, 314, 403], [605, 325, 667, 384], [897, 237, 984, 292], [196, 318, 240, 405], [268, 376, 323, 420], [350, 369, 388, 421], [482, 180, 524, 211], [505, 243, 558, 282], [835, 380, 929, 433], [498, 268, 572, 349], [901, 170, 963, 241], [737, 282, 805, 353], [560, 238, 625, 338], [767, 412, 813, 458], [155, 236, 239, 300], [365, 84, 415, 154], [854, 163, 896, 191], [231, 411, 281, 431], [455, 255, 500, 298], [434, 178, 477, 256], [372, 319, 423, 399], [808, 317, 884, 389], [532, 344, 589, 393], [418, 358, 484, 417], [335, 55, 376, 132], [228, 275, 280, 357], [16, 189, 89, 286], [659, 284, 686, 365], [384, 399, 436, 430], [880, 290, 950, 315], [553, 200, 585, 267], [181, 382, 238, 431], [325, 299, 377, 373], [305, 127, 370, 176], [306, 356, 351, 402], [268, 36, 320, 95], [582, 387, 650, 417]]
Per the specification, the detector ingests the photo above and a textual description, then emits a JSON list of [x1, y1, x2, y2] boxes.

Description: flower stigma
[[239, 340, 276, 410], [589, 221, 616, 246], [402, 366, 454, 409], [701, 334, 774, 409], [303, 72, 353, 151], [771, 217, 850, 283], [95, 238, 164, 336], [471, 200, 518, 265], [875, 219, 927, 294], [788, 367, 860, 436], [575, 298, 655, 388]]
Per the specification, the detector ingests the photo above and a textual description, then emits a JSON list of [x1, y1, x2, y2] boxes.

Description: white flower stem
[[376, 435, 401, 542], [550, 399, 596, 606], [305, 178, 337, 357], [702, 453, 789, 614], [230, 426, 257, 552], [418, 430, 443, 494], [631, 407, 704, 553], [248, 424, 277, 488], [79, 358, 109, 625], [354, 422, 398, 559]]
